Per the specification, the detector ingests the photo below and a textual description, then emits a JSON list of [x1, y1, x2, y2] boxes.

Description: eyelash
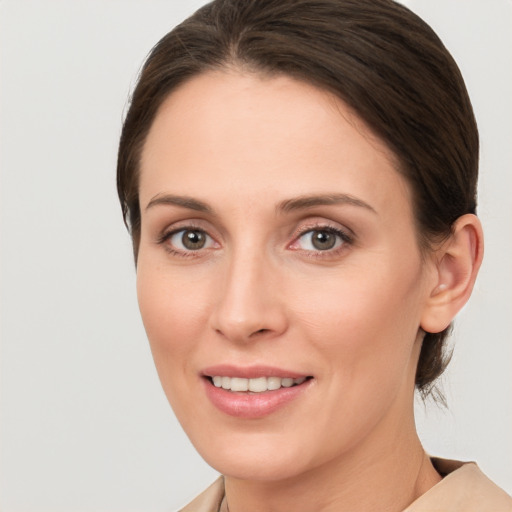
[[290, 225, 354, 259], [157, 223, 214, 259], [157, 223, 354, 259]]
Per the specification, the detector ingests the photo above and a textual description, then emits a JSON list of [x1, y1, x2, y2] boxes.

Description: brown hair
[[117, 0, 479, 398]]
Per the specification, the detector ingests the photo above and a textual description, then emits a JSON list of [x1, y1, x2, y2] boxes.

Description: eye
[[167, 228, 215, 252], [295, 228, 348, 252]]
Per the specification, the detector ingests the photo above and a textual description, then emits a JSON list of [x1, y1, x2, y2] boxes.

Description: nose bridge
[[211, 242, 286, 342]]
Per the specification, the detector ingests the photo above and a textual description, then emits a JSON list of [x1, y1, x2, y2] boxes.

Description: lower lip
[[203, 378, 312, 419]]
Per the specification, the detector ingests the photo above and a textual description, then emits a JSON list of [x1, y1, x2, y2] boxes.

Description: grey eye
[[297, 230, 343, 251]]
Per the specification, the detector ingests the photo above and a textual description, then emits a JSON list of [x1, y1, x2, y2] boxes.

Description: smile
[[211, 376, 308, 393], [202, 368, 314, 418]]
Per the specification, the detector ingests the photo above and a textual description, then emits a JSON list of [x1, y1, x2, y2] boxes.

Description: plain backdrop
[[0, 1, 510, 510]]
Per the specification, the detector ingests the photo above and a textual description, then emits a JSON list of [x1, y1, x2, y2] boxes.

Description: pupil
[[183, 230, 206, 250], [312, 231, 335, 250]]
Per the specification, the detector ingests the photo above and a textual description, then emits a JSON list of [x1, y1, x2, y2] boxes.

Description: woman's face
[[136, 71, 437, 480]]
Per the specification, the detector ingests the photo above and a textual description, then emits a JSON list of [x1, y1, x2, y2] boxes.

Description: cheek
[[289, 255, 425, 383], [135, 261, 217, 426], [136, 261, 209, 372], [280, 261, 425, 451]]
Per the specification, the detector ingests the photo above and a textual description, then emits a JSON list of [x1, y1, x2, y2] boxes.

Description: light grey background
[[0, 1, 510, 510]]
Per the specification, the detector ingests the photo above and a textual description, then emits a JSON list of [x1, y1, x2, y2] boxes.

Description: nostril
[[252, 328, 269, 336]]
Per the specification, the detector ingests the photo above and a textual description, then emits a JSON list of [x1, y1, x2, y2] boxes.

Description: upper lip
[[201, 364, 310, 379]]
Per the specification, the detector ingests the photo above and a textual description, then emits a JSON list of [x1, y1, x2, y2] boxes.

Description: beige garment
[[179, 458, 512, 512]]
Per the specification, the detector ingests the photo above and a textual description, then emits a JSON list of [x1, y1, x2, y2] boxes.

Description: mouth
[[201, 367, 314, 418], [207, 375, 312, 393]]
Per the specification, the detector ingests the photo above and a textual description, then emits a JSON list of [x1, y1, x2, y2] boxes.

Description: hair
[[117, 0, 479, 399]]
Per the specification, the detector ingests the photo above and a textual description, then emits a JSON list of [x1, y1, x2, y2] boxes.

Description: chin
[[188, 428, 322, 482], [204, 452, 309, 482]]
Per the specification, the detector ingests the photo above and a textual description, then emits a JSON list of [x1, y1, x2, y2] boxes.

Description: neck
[[224, 399, 441, 512]]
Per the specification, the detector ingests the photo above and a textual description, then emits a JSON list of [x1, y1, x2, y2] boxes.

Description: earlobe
[[421, 214, 484, 334]]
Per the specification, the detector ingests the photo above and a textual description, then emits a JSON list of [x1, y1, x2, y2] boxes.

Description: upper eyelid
[[296, 224, 349, 235], [159, 219, 214, 237], [290, 219, 354, 240]]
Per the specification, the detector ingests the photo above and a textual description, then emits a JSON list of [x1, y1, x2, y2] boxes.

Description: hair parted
[[117, 0, 479, 399]]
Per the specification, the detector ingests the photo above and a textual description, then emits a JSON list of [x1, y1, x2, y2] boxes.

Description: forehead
[[139, 70, 410, 217]]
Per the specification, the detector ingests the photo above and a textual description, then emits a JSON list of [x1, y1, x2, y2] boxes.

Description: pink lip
[[201, 365, 313, 419], [201, 364, 308, 379]]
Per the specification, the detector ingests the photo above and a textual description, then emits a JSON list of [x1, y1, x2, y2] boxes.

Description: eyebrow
[[145, 194, 212, 213], [144, 192, 376, 215], [277, 193, 377, 214]]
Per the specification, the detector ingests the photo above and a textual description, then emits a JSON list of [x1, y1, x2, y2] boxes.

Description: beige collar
[[403, 458, 512, 511]]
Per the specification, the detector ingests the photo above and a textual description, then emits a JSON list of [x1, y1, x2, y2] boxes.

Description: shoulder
[[178, 476, 225, 512], [405, 458, 512, 512]]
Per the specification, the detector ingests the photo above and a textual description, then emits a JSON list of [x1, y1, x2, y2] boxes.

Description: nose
[[210, 248, 288, 343]]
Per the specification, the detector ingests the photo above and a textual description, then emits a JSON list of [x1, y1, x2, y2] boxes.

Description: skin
[[136, 70, 482, 512]]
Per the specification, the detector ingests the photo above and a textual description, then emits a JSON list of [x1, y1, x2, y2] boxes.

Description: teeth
[[248, 377, 267, 392], [281, 377, 294, 387], [230, 377, 249, 392], [267, 376, 281, 390], [211, 376, 308, 392]]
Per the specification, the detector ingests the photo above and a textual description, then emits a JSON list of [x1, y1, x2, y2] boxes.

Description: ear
[[421, 214, 484, 334]]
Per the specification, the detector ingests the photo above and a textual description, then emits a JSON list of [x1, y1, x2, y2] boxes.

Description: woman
[[117, 0, 512, 510]]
